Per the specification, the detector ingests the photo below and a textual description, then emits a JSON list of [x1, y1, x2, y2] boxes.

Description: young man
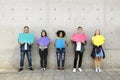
[[18, 26, 34, 71], [72, 27, 86, 72]]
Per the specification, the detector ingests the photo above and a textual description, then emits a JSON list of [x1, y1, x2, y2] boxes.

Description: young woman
[[55, 30, 68, 71], [37, 30, 50, 71], [72, 27, 86, 73], [91, 29, 105, 72]]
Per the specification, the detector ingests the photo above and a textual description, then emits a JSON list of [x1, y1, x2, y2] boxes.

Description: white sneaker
[[73, 68, 76, 73], [43, 68, 46, 71], [98, 68, 102, 72], [57, 67, 60, 71], [41, 68, 44, 70], [95, 68, 98, 72], [78, 68, 83, 72]]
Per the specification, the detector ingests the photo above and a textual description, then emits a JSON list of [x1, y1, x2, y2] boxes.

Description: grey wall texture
[[0, 0, 120, 69]]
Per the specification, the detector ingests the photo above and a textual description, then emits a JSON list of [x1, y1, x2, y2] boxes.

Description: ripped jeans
[[56, 48, 66, 67]]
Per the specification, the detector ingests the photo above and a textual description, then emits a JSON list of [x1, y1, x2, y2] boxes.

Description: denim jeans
[[20, 50, 32, 68], [56, 48, 65, 67]]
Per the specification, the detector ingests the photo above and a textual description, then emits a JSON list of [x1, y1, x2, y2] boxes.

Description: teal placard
[[18, 33, 34, 44], [56, 38, 65, 48]]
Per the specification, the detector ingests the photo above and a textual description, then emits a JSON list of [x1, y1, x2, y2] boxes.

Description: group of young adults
[[18, 26, 105, 73]]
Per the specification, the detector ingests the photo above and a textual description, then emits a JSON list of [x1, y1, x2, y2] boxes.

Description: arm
[[30, 42, 34, 45], [54, 39, 56, 47], [18, 38, 24, 45], [81, 41, 87, 45], [65, 41, 68, 47], [18, 42, 25, 45]]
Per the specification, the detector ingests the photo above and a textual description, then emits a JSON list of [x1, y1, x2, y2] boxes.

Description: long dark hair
[[41, 30, 47, 37]]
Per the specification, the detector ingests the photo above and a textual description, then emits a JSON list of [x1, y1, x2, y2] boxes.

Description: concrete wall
[[0, 0, 120, 69]]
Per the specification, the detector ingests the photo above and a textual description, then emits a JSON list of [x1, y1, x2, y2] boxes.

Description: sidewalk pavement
[[0, 69, 120, 80]]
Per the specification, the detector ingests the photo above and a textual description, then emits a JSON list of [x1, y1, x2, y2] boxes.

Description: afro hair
[[56, 30, 66, 37]]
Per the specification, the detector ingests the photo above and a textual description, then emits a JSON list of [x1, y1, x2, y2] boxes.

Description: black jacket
[[91, 46, 105, 59], [73, 41, 86, 53]]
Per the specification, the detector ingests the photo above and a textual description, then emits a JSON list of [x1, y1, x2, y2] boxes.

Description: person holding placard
[[71, 27, 87, 73], [37, 30, 50, 71], [55, 30, 68, 71], [18, 26, 34, 71], [91, 29, 105, 72]]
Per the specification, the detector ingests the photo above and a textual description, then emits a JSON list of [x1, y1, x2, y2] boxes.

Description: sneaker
[[73, 68, 76, 73], [43, 68, 46, 71], [29, 67, 33, 70], [57, 67, 60, 71], [98, 68, 102, 72], [78, 68, 83, 72], [95, 68, 98, 72], [18, 68, 23, 72], [61, 67, 64, 71], [41, 68, 44, 70]]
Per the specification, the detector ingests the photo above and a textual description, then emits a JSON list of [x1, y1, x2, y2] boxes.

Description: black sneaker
[[29, 67, 33, 70], [18, 68, 23, 72]]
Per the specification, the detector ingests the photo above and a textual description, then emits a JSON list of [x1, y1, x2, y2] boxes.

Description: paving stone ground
[[0, 69, 120, 80]]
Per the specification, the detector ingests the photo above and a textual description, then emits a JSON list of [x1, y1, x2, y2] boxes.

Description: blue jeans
[[95, 48, 103, 57], [56, 48, 65, 67], [20, 50, 32, 68]]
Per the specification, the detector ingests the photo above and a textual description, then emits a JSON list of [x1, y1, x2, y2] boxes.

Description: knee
[[57, 53, 60, 60], [98, 58, 101, 61], [74, 56, 78, 60]]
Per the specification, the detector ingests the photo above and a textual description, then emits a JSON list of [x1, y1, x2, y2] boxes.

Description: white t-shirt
[[76, 42, 81, 51], [39, 46, 48, 50], [24, 43, 27, 50]]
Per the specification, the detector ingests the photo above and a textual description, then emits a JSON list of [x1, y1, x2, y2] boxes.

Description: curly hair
[[56, 30, 66, 37]]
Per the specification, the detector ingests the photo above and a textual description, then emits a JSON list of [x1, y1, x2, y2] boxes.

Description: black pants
[[73, 51, 83, 68], [39, 48, 48, 68]]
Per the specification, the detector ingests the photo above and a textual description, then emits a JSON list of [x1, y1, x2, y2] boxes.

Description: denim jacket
[[20, 43, 31, 51]]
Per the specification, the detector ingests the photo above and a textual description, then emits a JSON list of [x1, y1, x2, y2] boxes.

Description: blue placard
[[56, 38, 65, 48], [18, 33, 34, 44]]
